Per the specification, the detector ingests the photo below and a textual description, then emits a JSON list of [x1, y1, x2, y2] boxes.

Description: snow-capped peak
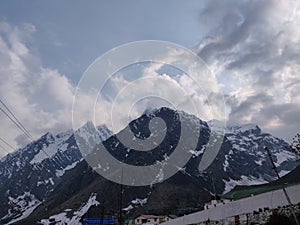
[[143, 107, 161, 116], [207, 119, 227, 133], [29, 130, 73, 165], [207, 120, 261, 134], [229, 123, 261, 133]]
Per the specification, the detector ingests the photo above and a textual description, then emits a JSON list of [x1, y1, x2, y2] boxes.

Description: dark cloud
[[14, 134, 30, 148], [256, 103, 300, 141], [198, 0, 273, 62], [227, 92, 274, 124], [197, 0, 300, 141]]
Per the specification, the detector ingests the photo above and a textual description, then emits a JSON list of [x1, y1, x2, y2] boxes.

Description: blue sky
[[0, 0, 300, 156], [0, 0, 206, 83]]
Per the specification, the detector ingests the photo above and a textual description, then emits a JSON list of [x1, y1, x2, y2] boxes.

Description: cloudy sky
[[0, 0, 299, 156]]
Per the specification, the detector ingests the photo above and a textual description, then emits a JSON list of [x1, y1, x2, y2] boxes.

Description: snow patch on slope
[[223, 175, 269, 194], [274, 151, 295, 167], [223, 154, 230, 172], [7, 202, 41, 225], [279, 170, 290, 177], [123, 197, 148, 212], [190, 145, 206, 157], [56, 160, 81, 177], [30, 131, 72, 164], [40, 194, 99, 225], [2, 192, 41, 224]]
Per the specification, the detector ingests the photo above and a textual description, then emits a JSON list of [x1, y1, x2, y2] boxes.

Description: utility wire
[[0, 137, 15, 150], [0, 142, 11, 154], [0, 99, 33, 139], [0, 100, 66, 172], [0, 107, 32, 140]]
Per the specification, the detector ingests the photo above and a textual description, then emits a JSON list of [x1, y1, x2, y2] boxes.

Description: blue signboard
[[84, 218, 115, 225]]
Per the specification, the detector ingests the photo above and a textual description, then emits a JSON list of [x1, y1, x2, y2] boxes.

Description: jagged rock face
[[1, 107, 299, 224]]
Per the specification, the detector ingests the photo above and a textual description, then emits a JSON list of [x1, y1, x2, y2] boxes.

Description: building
[[134, 215, 165, 225], [162, 215, 178, 222], [203, 199, 231, 210], [160, 184, 300, 225]]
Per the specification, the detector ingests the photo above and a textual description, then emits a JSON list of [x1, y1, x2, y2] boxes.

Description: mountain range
[[0, 107, 298, 225]]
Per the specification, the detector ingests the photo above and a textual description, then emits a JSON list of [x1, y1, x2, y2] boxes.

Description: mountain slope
[[0, 123, 112, 224], [17, 160, 211, 225], [223, 164, 300, 200], [217, 123, 297, 193], [16, 107, 299, 224]]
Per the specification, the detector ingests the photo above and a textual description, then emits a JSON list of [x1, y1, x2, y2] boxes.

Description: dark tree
[[266, 213, 295, 225]]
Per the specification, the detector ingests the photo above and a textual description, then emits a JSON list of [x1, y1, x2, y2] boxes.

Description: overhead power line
[[0, 142, 11, 155], [0, 107, 32, 140], [0, 137, 15, 151], [0, 98, 66, 176], [0, 99, 33, 139]]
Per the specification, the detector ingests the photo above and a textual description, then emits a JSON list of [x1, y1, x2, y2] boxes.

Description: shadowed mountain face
[[2, 107, 299, 224]]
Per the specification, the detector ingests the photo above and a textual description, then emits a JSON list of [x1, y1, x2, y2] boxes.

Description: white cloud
[[74, 45, 227, 135], [0, 22, 75, 155]]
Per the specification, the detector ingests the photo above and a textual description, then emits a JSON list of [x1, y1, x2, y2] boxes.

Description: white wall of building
[[161, 184, 300, 225]]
